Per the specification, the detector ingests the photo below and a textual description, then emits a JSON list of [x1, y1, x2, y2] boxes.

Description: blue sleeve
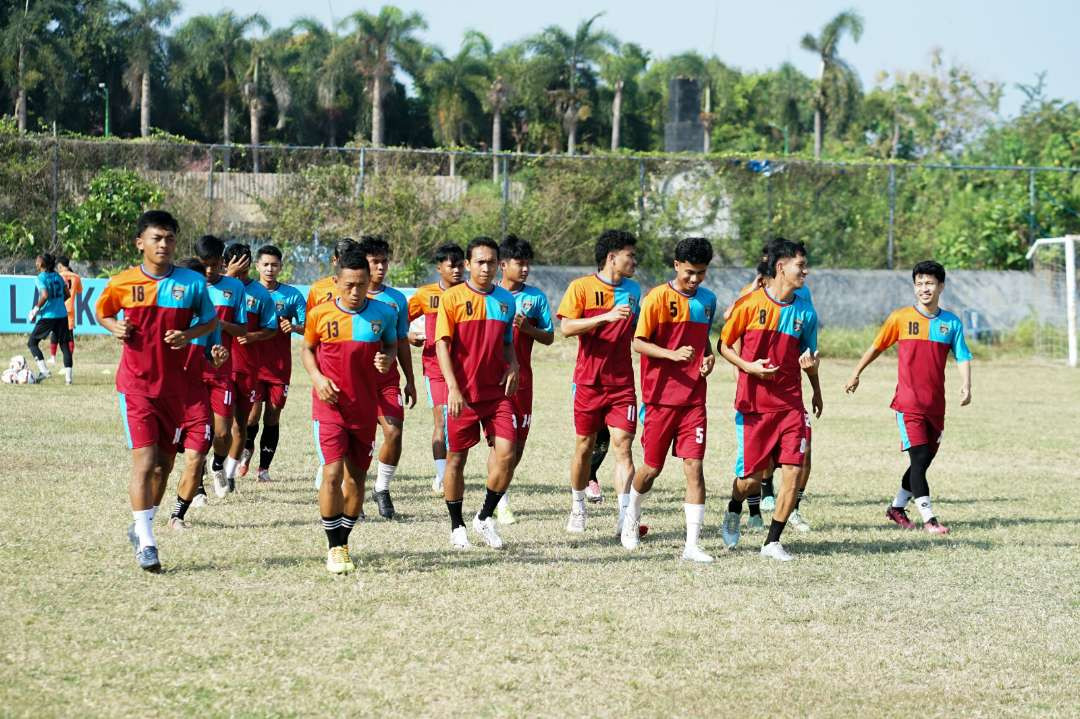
[[382, 307, 398, 344], [196, 284, 216, 325], [395, 294, 409, 337], [952, 320, 972, 362], [799, 308, 819, 354], [535, 293, 555, 333], [293, 290, 306, 329], [233, 288, 247, 325], [35, 274, 45, 293], [258, 292, 277, 329]]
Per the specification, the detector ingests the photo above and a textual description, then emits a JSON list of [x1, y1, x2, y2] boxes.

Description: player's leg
[[443, 404, 478, 548], [585, 424, 610, 503], [56, 324, 73, 384], [678, 459, 712, 562], [428, 377, 449, 492], [602, 387, 639, 535], [171, 396, 211, 528], [337, 434, 373, 565], [256, 385, 287, 482], [622, 403, 671, 550], [908, 441, 945, 533], [241, 395, 263, 478], [26, 318, 53, 378], [171, 447, 205, 530], [48, 326, 58, 365], [319, 458, 351, 573], [226, 377, 256, 490], [372, 385, 405, 519], [886, 466, 917, 529], [788, 441, 812, 533], [567, 432, 596, 533], [759, 411, 808, 561], [760, 469, 776, 512], [207, 384, 234, 500], [495, 386, 530, 525], [472, 400, 515, 549]]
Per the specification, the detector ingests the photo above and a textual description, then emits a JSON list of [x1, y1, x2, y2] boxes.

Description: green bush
[[57, 168, 165, 262]]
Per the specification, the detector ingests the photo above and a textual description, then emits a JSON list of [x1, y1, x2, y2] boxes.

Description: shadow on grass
[[826, 495, 1019, 508]]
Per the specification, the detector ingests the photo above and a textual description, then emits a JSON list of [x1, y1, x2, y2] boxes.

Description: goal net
[[1026, 236, 1077, 366]]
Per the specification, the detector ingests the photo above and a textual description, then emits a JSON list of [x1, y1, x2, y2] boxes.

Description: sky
[[176, 0, 1076, 118]]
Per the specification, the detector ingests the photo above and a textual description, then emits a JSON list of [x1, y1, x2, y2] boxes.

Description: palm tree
[[1, 0, 71, 132], [425, 31, 490, 148], [244, 28, 295, 171], [600, 42, 648, 151], [347, 6, 427, 147], [800, 9, 864, 159], [529, 13, 616, 155], [116, 0, 179, 138]]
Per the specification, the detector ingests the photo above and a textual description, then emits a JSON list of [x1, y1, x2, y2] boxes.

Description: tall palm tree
[[289, 17, 351, 146], [424, 31, 490, 148], [244, 28, 294, 170], [116, 0, 179, 138], [600, 42, 648, 151], [529, 13, 616, 155], [347, 6, 427, 147], [1, 0, 71, 132], [800, 9, 864, 159]]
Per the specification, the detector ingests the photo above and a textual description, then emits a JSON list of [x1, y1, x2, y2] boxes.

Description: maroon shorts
[[735, 409, 807, 477], [896, 411, 943, 455], [448, 396, 516, 452], [640, 402, 707, 470], [119, 392, 182, 454], [512, 383, 534, 443], [180, 381, 212, 454], [256, 380, 289, 409], [233, 372, 257, 421], [314, 420, 375, 473], [426, 375, 448, 407], [204, 377, 235, 418], [377, 382, 404, 422], [572, 382, 637, 437]]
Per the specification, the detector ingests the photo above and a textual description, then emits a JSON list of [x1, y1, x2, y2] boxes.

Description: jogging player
[[26, 253, 71, 383], [48, 255, 81, 370]]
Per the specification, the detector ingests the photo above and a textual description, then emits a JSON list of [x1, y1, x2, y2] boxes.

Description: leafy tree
[[600, 42, 648, 150], [425, 31, 489, 148], [116, 0, 178, 138], [800, 9, 863, 158]]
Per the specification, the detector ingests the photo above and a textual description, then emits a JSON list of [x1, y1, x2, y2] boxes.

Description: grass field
[[0, 334, 1077, 717]]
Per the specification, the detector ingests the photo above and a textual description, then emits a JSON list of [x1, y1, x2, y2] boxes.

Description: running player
[[357, 235, 416, 519], [718, 238, 820, 562], [490, 234, 554, 525], [622, 237, 717, 562], [193, 235, 248, 502], [845, 260, 972, 534], [223, 243, 278, 491], [306, 238, 358, 315], [242, 245, 306, 483], [556, 229, 641, 537], [26, 253, 71, 383], [407, 243, 465, 493], [303, 247, 396, 574], [435, 237, 519, 549], [95, 210, 217, 572], [48, 256, 81, 369]]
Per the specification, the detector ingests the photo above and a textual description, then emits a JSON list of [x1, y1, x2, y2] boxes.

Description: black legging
[[28, 318, 72, 369], [901, 443, 936, 498]]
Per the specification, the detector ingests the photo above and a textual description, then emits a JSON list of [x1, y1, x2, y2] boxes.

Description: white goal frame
[[1026, 235, 1078, 367]]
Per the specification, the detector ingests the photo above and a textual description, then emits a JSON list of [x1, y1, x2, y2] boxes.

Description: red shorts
[[119, 392, 182, 454], [377, 382, 404, 422], [512, 384, 534, 443], [314, 420, 375, 473], [448, 396, 516, 452], [180, 381, 212, 454], [204, 377, 235, 417], [896, 411, 943, 455], [640, 403, 707, 470], [256, 380, 289, 409], [233, 372, 257, 421], [735, 409, 808, 477], [426, 375, 448, 407], [573, 383, 637, 437]]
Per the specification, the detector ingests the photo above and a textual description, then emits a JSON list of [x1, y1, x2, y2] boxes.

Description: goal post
[[1026, 235, 1078, 367]]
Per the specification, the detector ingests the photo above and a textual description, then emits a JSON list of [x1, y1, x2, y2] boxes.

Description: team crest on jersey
[[499, 302, 509, 315], [794, 318, 803, 332], [370, 320, 383, 335], [223, 290, 233, 300], [276, 301, 285, 312], [938, 322, 951, 335], [171, 285, 187, 301], [246, 297, 257, 309], [521, 299, 534, 313]]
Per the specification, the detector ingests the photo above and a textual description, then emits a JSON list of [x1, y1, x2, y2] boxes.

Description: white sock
[[434, 458, 447, 482], [914, 496, 934, 522], [684, 503, 705, 547], [132, 509, 156, 550], [497, 493, 510, 510], [149, 505, 158, 521], [375, 462, 396, 492], [893, 488, 913, 508], [62, 367, 72, 383], [223, 456, 238, 479], [571, 489, 586, 512], [628, 487, 645, 520], [36, 359, 48, 374], [618, 492, 630, 524]]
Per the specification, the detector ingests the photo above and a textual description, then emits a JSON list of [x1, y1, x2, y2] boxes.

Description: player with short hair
[[192, 235, 248, 503], [306, 238, 358, 315], [48, 255, 81, 370], [303, 248, 397, 573], [845, 260, 972, 534], [557, 229, 642, 537], [95, 210, 217, 572], [223, 243, 278, 491], [241, 244, 306, 483], [435, 237, 519, 549], [26, 252, 71, 383], [407, 243, 465, 493], [622, 237, 718, 562], [718, 238, 820, 562]]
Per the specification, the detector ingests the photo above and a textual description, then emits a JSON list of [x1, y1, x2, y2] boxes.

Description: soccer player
[[407, 243, 465, 493], [718, 238, 820, 562], [622, 237, 717, 562], [556, 229, 642, 537], [490, 234, 554, 525], [95, 210, 217, 572], [845, 260, 972, 534], [193, 235, 248, 503], [306, 238, 358, 315], [242, 245, 306, 483], [303, 248, 396, 574], [435, 237, 519, 549], [357, 235, 416, 519], [26, 253, 71, 383], [48, 256, 81, 370], [223, 243, 278, 490]]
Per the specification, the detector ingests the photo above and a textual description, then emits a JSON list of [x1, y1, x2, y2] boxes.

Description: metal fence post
[[206, 146, 215, 231], [1029, 169, 1037, 243], [766, 173, 774, 241], [500, 155, 510, 236], [356, 147, 366, 206], [50, 124, 59, 248], [887, 164, 897, 270], [637, 158, 646, 238]]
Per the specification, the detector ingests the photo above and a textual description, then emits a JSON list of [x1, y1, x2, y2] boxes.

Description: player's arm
[[501, 339, 520, 396], [844, 345, 884, 394], [846, 314, 896, 394], [221, 319, 246, 337], [301, 339, 338, 404], [394, 301, 417, 408], [434, 299, 465, 417], [516, 315, 555, 345], [632, 337, 694, 363], [953, 324, 973, 406], [95, 282, 132, 340], [237, 300, 277, 344], [374, 315, 397, 375], [957, 359, 972, 406], [717, 300, 776, 379], [560, 308, 629, 337], [164, 316, 217, 348]]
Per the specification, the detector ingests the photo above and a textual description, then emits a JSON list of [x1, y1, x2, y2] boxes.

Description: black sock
[[341, 513, 359, 543], [195, 483, 206, 497], [171, 495, 192, 520], [748, 495, 761, 517], [761, 475, 775, 498], [322, 514, 344, 548], [728, 498, 743, 514], [244, 423, 258, 453], [212, 453, 225, 472], [796, 489, 805, 509], [446, 499, 466, 529], [765, 519, 786, 544], [477, 488, 505, 521], [259, 424, 280, 470]]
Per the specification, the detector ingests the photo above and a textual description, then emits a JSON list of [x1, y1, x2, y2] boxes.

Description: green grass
[[0, 335, 1077, 717]]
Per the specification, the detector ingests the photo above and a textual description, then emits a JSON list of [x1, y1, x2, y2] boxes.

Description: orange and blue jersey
[[435, 281, 515, 404], [510, 284, 554, 387], [557, 273, 642, 387], [369, 284, 410, 388], [721, 285, 818, 413], [872, 305, 971, 417], [408, 282, 450, 381], [199, 275, 247, 380], [233, 278, 277, 377], [305, 298, 398, 429], [96, 264, 216, 398], [259, 282, 306, 384], [59, 269, 82, 329], [306, 275, 336, 315], [36, 271, 67, 319], [635, 282, 717, 406]]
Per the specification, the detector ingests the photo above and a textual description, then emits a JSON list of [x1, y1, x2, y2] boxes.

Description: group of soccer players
[[91, 210, 973, 574]]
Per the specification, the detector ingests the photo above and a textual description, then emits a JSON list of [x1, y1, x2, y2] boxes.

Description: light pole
[[97, 82, 110, 137]]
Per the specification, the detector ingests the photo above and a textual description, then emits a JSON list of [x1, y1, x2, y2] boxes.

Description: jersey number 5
[[669, 300, 678, 318]]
